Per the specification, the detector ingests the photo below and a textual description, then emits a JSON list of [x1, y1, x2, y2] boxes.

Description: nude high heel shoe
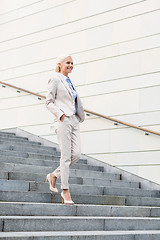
[[61, 192, 74, 205], [45, 173, 58, 193]]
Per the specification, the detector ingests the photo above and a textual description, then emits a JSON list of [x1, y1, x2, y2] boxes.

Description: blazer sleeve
[[45, 77, 64, 119]]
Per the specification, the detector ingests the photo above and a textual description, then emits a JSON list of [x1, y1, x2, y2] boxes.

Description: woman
[[45, 54, 85, 204]]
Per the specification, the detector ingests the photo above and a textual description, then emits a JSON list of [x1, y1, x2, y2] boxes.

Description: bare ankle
[[50, 173, 57, 179], [63, 189, 69, 193]]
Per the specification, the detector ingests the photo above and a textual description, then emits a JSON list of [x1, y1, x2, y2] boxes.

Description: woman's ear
[[58, 63, 61, 69], [55, 63, 61, 72]]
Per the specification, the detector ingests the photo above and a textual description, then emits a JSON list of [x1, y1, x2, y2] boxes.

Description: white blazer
[[46, 73, 85, 124]]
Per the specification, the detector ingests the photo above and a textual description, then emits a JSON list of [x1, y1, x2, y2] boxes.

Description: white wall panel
[[0, 0, 157, 43], [0, 0, 39, 14], [1, 69, 160, 103], [84, 90, 140, 115], [113, 111, 160, 127], [0, 0, 73, 24], [78, 115, 160, 133], [19, 123, 54, 136], [85, 92, 159, 120], [0, 104, 52, 128], [80, 128, 159, 154], [88, 150, 160, 166], [77, 72, 160, 97], [86, 0, 145, 15], [139, 86, 160, 112], [84, 85, 160, 115], [0, 85, 27, 99], [1, 33, 160, 81], [0, 72, 51, 94], [1, 85, 159, 131], [0, 1, 159, 64], [44, 135, 58, 144], [1, 13, 159, 66], [80, 48, 160, 85], [118, 165, 160, 185], [146, 125, 160, 132], [0, 94, 45, 110], [1, 48, 160, 97]]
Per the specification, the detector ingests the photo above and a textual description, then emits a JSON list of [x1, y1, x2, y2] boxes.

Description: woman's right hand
[[60, 114, 65, 122]]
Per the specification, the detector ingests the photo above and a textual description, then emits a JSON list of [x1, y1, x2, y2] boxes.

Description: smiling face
[[58, 56, 73, 77]]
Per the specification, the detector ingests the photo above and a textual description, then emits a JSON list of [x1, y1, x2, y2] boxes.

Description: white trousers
[[53, 114, 81, 189]]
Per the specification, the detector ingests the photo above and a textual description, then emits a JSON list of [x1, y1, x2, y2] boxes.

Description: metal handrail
[[1, 80, 160, 136]]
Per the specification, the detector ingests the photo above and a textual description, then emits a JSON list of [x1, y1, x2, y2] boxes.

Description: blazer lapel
[[58, 74, 74, 99]]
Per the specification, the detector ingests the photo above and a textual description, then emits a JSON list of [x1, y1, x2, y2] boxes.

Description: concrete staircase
[[0, 130, 160, 239]]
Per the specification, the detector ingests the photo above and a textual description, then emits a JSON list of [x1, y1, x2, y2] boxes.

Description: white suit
[[46, 72, 85, 189]]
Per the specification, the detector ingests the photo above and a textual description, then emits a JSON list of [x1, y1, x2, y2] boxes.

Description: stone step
[[1, 150, 61, 160], [0, 136, 41, 145], [0, 170, 139, 189], [1, 231, 160, 240], [0, 139, 54, 150], [0, 179, 159, 198], [126, 196, 160, 206], [0, 151, 60, 163], [0, 155, 87, 166], [0, 155, 98, 171], [0, 171, 121, 183], [28, 151, 61, 159], [0, 179, 124, 197], [83, 177, 140, 189], [0, 144, 59, 155], [0, 155, 61, 166], [0, 160, 103, 173], [103, 186, 160, 198], [0, 132, 16, 137], [0, 142, 57, 154], [0, 162, 120, 180], [0, 190, 125, 205], [3, 158, 102, 171], [0, 149, 28, 158], [0, 149, 60, 159], [0, 180, 29, 191], [0, 135, 28, 141], [30, 182, 143, 196], [28, 182, 160, 198], [1, 216, 160, 232], [0, 172, 83, 185], [0, 180, 105, 196], [1, 161, 104, 173], [0, 202, 160, 217], [0, 139, 42, 149]]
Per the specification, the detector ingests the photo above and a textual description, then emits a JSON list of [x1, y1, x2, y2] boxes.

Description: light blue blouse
[[59, 73, 77, 113]]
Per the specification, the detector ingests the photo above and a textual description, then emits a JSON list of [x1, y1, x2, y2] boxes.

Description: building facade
[[0, 0, 160, 183]]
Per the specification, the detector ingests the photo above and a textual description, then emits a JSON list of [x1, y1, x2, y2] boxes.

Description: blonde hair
[[55, 54, 71, 73], [55, 65, 61, 73]]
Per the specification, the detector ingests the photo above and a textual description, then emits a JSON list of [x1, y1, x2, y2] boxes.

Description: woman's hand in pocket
[[60, 114, 65, 122]]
